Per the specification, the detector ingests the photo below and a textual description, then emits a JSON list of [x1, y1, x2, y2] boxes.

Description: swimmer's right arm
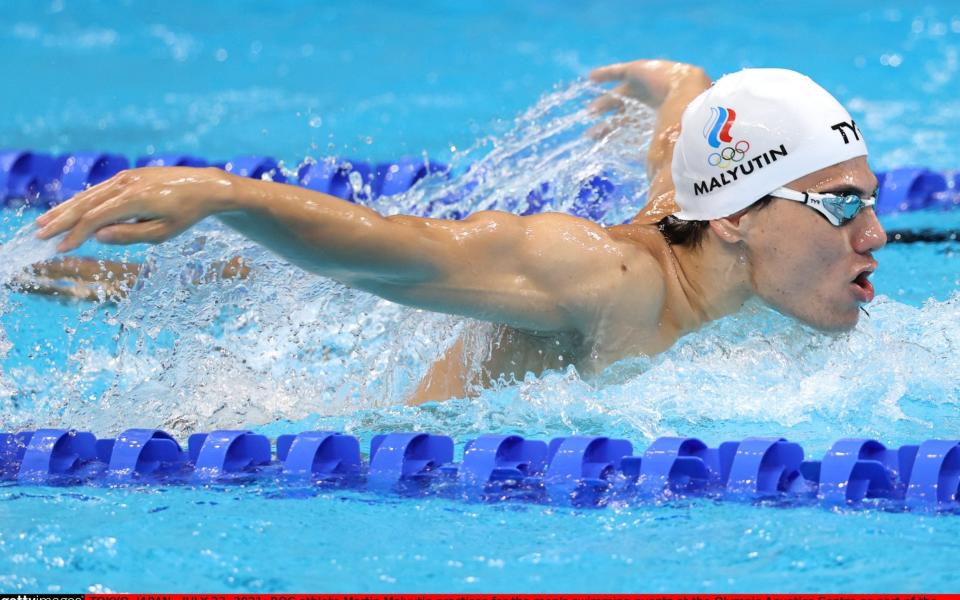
[[35, 167, 662, 333]]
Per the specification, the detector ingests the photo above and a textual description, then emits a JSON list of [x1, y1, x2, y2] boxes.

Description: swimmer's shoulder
[[605, 222, 670, 302], [607, 222, 673, 274], [490, 213, 666, 337], [511, 213, 666, 312], [521, 213, 665, 280], [606, 221, 668, 249]]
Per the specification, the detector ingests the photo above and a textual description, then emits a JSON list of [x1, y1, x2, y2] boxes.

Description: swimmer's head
[[711, 155, 884, 331], [663, 69, 886, 331], [670, 68, 868, 220]]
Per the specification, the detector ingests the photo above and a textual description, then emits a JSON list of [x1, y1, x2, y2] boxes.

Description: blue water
[[2, 0, 960, 593]]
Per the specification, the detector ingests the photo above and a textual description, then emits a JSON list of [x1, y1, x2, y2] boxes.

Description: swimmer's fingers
[[587, 117, 627, 141], [94, 220, 177, 246], [588, 85, 640, 139], [55, 190, 151, 252], [589, 59, 687, 108], [36, 171, 131, 228], [589, 63, 628, 84], [36, 178, 130, 240], [588, 110, 647, 141], [586, 124, 608, 140], [587, 89, 626, 116]]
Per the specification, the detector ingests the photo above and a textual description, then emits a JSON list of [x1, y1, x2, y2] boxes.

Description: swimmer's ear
[[707, 211, 749, 244]]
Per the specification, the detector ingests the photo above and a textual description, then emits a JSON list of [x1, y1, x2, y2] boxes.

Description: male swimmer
[[32, 60, 886, 404]]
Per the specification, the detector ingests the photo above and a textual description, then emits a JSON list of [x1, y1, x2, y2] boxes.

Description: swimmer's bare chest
[[484, 322, 678, 379], [408, 226, 688, 404], [408, 321, 677, 405]]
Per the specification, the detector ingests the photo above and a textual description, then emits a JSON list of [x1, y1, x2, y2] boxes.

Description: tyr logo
[[830, 120, 862, 144]]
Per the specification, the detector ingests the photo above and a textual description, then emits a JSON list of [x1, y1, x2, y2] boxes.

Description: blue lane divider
[[222, 156, 281, 181], [0, 431, 32, 478], [375, 156, 446, 197], [0, 151, 56, 207], [816, 438, 902, 504], [0, 149, 449, 209], [905, 439, 960, 509], [327, 161, 372, 201], [876, 169, 958, 213], [368, 432, 455, 487], [2, 149, 958, 218], [297, 157, 444, 202], [637, 436, 720, 495], [16, 429, 98, 482], [543, 436, 633, 504], [458, 434, 547, 487], [6, 428, 960, 511], [276, 430, 361, 478], [187, 430, 272, 478], [96, 428, 186, 478], [720, 437, 807, 497], [297, 160, 339, 194]]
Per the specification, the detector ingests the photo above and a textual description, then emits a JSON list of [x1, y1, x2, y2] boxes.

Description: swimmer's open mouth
[[851, 268, 875, 302]]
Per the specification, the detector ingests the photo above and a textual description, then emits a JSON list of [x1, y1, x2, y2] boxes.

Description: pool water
[[2, 0, 960, 593]]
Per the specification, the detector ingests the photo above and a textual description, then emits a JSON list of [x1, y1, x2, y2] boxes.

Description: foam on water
[[0, 218, 61, 283], [0, 81, 958, 452]]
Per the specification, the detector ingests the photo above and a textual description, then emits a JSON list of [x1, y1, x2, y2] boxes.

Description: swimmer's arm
[[217, 180, 640, 331], [589, 60, 711, 220], [34, 167, 652, 332], [5, 257, 140, 301], [9, 256, 249, 302], [31, 257, 142, 284], [351, 211, 658, 333]]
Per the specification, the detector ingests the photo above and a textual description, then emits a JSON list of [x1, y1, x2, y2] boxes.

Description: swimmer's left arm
[[589, 60, 711, 221]]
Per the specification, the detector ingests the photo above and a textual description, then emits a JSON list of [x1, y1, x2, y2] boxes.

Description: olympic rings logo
[[707, 139, 751, 169]]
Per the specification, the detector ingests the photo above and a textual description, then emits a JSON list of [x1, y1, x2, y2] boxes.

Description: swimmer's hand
[[588, 59, 706, 114], [35, 167, 229, 252], [589, 59, 711, 223]]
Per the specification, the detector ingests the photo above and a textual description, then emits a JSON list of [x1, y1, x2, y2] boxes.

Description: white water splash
[[0, 220, 61, 283]]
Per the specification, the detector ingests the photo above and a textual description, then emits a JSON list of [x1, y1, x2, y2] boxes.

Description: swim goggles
[[768, 187, 876, 227]]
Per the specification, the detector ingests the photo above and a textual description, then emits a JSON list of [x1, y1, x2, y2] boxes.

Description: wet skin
[[31, 60, 885, 405], [410, 157, 885, 403], [412, 60, 885, 403]]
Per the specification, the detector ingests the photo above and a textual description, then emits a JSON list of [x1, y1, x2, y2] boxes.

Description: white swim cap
[[671, 68, 868, 221]]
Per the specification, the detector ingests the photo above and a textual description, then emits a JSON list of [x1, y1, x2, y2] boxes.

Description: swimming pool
[[2, 0, 960, 593]]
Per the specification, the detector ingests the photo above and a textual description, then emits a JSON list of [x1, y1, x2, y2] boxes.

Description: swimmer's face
[[741, 156, 885, 331]]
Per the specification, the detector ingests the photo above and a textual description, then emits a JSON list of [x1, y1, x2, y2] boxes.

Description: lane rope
[[1, 150, 958, 223], [4, 428, 960, 511]]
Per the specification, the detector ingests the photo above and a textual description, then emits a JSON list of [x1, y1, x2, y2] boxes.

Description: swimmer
[[32, 59, 885, 404]]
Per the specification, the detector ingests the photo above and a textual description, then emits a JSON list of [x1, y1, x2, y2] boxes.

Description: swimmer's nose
[[851, 208, 887, 254]]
